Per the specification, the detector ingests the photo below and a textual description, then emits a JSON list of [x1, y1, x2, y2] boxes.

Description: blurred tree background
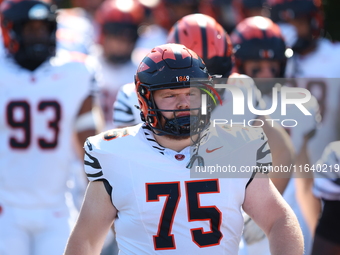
[[56, 0, 340, 41]]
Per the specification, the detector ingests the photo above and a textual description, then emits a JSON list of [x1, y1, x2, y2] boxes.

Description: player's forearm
[[268, 215, 304, 255], [64, 232, 103, 255]]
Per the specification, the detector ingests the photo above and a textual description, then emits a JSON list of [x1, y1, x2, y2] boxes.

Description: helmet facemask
[[138, 81, 217, 139], [13, 20, 56, 71]]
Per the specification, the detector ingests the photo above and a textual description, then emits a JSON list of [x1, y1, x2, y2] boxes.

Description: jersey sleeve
[[83, 138, 105, 182], [113, 83, 141, 128]]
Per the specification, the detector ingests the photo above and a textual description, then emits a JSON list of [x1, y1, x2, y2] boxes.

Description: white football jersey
[[96, 55, 137, 130], [313, 141, 340, 200], [285, 38, 340, 163], [0, 53, 97, 208], [84, 124, 271, 255]]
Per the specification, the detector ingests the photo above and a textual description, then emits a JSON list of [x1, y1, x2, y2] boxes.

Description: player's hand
[[243, 214, 266, 245]]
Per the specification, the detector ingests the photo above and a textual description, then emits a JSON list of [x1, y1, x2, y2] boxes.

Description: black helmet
[[0, 0, 57, 70], [231, 16, 287, 78], [135, 43, 218, 137]]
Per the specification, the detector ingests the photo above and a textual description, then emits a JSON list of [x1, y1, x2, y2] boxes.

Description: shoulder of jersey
[[84, 124, 142, 153]]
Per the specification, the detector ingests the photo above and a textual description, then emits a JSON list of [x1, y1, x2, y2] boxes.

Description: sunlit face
[[153, 87, 201, 121], [153, 87, 201, 140], [243, 60, 280, 78]]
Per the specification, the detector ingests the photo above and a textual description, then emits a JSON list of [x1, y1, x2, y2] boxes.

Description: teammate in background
[[64, 43, 303, 255], [312, 141, 340, 255], [231, 16, 321, 255], [132, 0, 204, 65], [94, 0, 144, 130], [0, 1, 100, 254], [56, 0, 104, 54], [268, 0, 340, 165]]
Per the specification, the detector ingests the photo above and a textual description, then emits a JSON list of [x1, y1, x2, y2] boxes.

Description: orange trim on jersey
[[103, 128, 130, 141]]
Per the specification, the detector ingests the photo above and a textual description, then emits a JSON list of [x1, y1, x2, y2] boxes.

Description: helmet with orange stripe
[[135, 43, 219, 136], [167, 13, 234, 78], [230, 16, 287, 78]]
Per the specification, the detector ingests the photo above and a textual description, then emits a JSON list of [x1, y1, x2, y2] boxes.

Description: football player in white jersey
[[231, 16, 321, 255], [94, 0, 144, 131], [166, 14, 294, 254], [167, 14, 295, 194], [114, 15, 295, 198], [0, 1, 100, 255], [269, 0, 340, 165], [312, 141, 340, 255], [64, 43, 303, 255]]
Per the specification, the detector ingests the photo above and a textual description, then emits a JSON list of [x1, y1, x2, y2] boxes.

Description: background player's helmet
[[95, 0, 144, 44], [167, 13, 234, 78], [268, 0, 323, 53], [0, 0, 57, 70], [135, 43, 218, 136], [231, 16, 287, 78]]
